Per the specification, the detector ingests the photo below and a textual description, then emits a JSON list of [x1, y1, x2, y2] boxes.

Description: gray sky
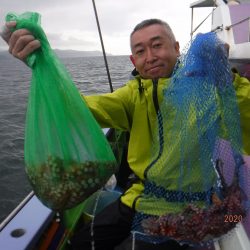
[[0, 0, 213, 55]]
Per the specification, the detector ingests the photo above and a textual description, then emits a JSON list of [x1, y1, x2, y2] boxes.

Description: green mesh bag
[[6, 12, 117, 211]]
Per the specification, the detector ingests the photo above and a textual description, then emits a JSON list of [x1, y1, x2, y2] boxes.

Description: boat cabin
[[190, 0, 250, 79]]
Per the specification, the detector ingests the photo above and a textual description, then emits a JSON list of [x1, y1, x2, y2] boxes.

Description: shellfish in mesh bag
[[27, 157, 116, 210]]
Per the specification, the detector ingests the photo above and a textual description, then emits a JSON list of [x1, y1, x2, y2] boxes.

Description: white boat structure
[[190, 0, 250, 79], [0, 0, 249, 249]]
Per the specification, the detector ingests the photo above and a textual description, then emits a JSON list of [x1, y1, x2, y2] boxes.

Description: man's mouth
[[146, 65, 162, 73]]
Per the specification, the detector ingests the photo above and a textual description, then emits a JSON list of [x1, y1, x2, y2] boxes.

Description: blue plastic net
[[132, 32, 250, 246]]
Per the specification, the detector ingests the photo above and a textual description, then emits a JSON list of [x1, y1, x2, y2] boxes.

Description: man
[[2, 18, 250, 250]]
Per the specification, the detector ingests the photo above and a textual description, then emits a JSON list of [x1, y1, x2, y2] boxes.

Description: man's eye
[[136, 49, 144, 55], [153, 43, 161, 49]]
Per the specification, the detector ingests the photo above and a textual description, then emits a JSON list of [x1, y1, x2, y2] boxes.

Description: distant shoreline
[[0, 49, 128, 58]]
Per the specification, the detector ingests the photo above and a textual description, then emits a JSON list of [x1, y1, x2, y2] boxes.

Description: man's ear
[[175, 41, 180, 56], [130, 55, 136, 67]]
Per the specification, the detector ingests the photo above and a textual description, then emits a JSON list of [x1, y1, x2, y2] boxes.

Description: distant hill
[[0, 49, 110, 58]]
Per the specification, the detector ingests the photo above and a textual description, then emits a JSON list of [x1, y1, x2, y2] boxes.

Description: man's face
[[131, 24, 180, 79]]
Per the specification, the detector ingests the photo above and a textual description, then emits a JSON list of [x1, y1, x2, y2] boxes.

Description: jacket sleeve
[[82, 84, 134, 131], [234, 73, 250, 154]]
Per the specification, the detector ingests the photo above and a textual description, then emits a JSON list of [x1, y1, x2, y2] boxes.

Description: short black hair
[[130, 18, 176, 44]]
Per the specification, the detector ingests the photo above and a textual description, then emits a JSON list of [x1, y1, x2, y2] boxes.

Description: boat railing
[[0, 192, 55, 250], [0, 192, 35, 232]]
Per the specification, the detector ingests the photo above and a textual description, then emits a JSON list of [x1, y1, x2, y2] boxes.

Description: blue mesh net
[[132, 32, 250, 246]]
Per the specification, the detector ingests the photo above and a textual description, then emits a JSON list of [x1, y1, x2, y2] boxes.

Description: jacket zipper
[[144, 79, 164, 179], [132, 79, 164, 209]]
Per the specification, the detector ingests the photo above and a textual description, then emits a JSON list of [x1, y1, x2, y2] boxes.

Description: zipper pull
[[138, 81, 144, 93]]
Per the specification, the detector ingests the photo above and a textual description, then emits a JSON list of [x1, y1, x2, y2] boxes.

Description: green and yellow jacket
[[83, 73, 250, 210]]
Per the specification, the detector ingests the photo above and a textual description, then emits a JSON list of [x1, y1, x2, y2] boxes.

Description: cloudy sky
[[0, 0, 213, 55]]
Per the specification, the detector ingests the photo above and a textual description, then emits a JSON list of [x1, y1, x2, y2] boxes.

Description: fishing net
[[5, 12, 117, 211], [132, 32, 250, 246]]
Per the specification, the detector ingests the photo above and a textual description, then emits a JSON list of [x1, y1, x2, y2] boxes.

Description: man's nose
[[145, 48, 156, 63]]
